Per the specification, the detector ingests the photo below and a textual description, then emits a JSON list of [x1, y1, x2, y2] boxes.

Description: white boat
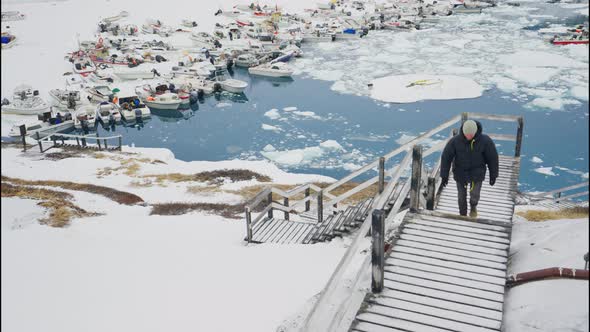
[[248, 62, 294, 78], [102, 11, 129, 23], [1, 85, 50, 115], [1, 11, 25, 21], [117, 96, 151, 121], [49, 89, 82, 110], [170, 65, 211, 78], [73, 105, 97, 130], [190, 31, 217, 48], [143, 93, 181, 110], [114, 67, 157, 80], [171, 76, 215, 94], [9, 112, 74, 138], [213, 68, 248, 94], [85, 85, 113, 103], [142, 19, 173, 37], [1, 32, 17, 49], [71, 51, 97, 75], [302, 32, 335, 42], [95, 102, 122, 124], [452, 5, 483, 13], [234, 53, 260, 67], [181, 19, 199, 28]]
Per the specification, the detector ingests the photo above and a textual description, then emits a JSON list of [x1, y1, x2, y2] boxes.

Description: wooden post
[[371, 209, 385, 293], [118, 136, 122, 151], [82, 136, 87, 147], [76, 137, 80, 147], [515, 116, 524, 157], [410, 145, 423, 213], [96, 133, 101, 150], [378, 156, 385, 194], [267, 192, 273, 218], [305, 187, 311, 212], [317, 190, 323, 223], [245, 207, 252, 243], [36, 132, 42, 152], [426, 177, 435, 210], [61, 136, 65, 145], [556, 192, 561, 204], [284, 197, 289, 220], [461, 112, 468, 125], [104, 139, 108, 149]]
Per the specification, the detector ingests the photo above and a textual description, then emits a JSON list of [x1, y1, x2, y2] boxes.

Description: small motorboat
[[1, 32, 17, 49], [85, 85, 113, 103], [171, 76, 215, 95], [142, 19, 173, 37], [49, 89, 82, 110], [117, 95, 151, 121], [301, 31, 335, 43], [1, 85, 50, 115], [114, 67, 157, 80], [73, 105, 97, 131], [70, 50, 97, 76], [181, 19, 198, 28], [551, 34, 589, 45], [190, 31, 217, 48], [248, 62, 294, 78], [234, 53, 260, 67], [143, 93, 181, 110], [9, 111, 74, 138], [1, 11, 25, 21], [95, 102, 122, 125], [170, 65, 211, 78], [213, 67, 248, 93]]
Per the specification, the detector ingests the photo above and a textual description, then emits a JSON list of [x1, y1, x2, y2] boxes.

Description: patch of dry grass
[[143, 169, 271, 185], [186, 185, 223, 195], [150, 202, 245, 219], [2, 176, 144, 205], [517, 206, 589, 221], [1, 182, 100, 227]]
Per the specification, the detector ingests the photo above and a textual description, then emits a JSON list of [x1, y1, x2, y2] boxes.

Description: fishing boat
[[73, 105, 97, 131], [190, 31, 217, 48], [70, 50, 97, 76], [143, 93, 181, 110], [142, 19, 173, 37], [1, 32, 17, 49], [171, 76, 215, 95], [181, 19, 199, 28], [213, 67, 248, 93], [95, 102, 122, 125], [301, 31, 336, 42], [8, 111, 74, 138], [117, 96, 151, 121], [550, 34, 589, 45], [171, 65, 211, 78], [1, 85, 50, 115], [102, 11, 129, 23], [248, 62, 294, 78]]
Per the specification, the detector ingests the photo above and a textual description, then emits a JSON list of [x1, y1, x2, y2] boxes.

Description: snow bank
[[370, 74, 483, 103], [504, 217, 589, 332]]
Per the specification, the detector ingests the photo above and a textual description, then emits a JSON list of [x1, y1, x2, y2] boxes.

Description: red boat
[[236, 19, 252, 27], [551, 38, 589, 45]]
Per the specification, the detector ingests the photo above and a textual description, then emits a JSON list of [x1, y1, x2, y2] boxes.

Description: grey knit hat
[[462, 120, 477, 137]]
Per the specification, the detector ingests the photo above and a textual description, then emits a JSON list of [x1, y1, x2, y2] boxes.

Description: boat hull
[[144, 101, 180, 110]]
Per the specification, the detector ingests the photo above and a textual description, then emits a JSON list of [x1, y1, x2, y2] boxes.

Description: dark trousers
[[456, 181, 482, 216]]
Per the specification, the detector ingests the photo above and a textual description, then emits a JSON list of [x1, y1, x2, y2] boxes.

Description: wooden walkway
[[350, 156, 520, 332]]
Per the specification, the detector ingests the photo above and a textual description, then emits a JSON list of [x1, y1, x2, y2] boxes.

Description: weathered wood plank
[[356, 312, 451, 332], [403, 223, 511, 244], [434, 206, 513, 222], [398, 234, 508, 258], [395, 239, 507, 263], [388, 252, 507, 278], [393, 245, 506, 270], [401, 228, 510, 250], [413, 214, 510, 232], [409, 218, 509, 238], [280, 223, 303, 244], [369, 296, 502, 330], [351, 321, 405, 332]]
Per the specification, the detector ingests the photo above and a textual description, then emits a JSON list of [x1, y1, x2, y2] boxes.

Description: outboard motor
[[81, 120, 90, 134], [1, 98, 9, 105], [134, 108, 142, 119], [33, 90, 39, 96]]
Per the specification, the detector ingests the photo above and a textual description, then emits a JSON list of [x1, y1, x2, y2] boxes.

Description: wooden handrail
[[466, 112, 522, 122], [528, 181, 589, 200]]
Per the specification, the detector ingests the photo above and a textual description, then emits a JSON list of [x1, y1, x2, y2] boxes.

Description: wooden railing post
[[267, 192, 273, 219], [410, 145, 423, 213], [317, 190, 323, 223], [245, 207, 252, 243], [426, 177, 435, 210], [515, 116, 524, 157], [118, 136, 122, 151], [378, 156, 385, 194], [305, 187, 311, 212], [36, 132, 42, 152], [371, 209, 385, 293], [461, 112, 468, 125], [284, 197, 289, 220], [556, 192, 561, 204]]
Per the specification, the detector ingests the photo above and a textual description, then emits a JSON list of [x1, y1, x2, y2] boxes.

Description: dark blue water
[[93, 66, 589, 193]]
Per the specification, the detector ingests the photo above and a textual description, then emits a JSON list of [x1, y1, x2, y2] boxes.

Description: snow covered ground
[[504, 211, 589, 332]]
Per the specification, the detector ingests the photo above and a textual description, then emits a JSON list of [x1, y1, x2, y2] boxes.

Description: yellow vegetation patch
[[517, 207, 589, 222], [1, 182, 101, 227]]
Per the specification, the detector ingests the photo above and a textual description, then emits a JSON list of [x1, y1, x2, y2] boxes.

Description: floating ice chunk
[[261, 124, 282, 132], [283, 107, 297, 112], [319, 140, 345, 151], [531, 156, 543, 163], [370, 74, 483, 103], [293, 111, 322, 120], [576, 7, 589, 15], [507, 68, 560, 86], [526, 97, 582, 110], [570, 86, 589, 101], [216, 102, 232, 108], [342, 163, 361, 171], [262, 144, 276, 152], [534, 167, 556, 176], [264, 109, 281, 120], [443, 39, 471, 49], [261, 146, 323, 166], [498, 51, 587, 69], [490, 75, 519, 93]]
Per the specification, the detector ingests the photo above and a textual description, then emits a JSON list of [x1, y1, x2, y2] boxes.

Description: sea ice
[[531, 156, 543, 163], [264, 109, 281, 120], [534, 166, 556, 176], [261, 124, 282, 132]]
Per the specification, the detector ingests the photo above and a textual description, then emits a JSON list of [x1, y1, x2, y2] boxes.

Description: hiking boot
[[469, 206, 478, 218]]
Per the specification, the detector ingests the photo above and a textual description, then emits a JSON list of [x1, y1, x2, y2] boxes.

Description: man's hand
[[441, 177, 449, 188], [490, 177, 496, 186]]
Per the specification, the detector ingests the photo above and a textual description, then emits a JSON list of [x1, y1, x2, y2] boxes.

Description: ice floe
[[264, 109, 281, 120], [526, 97, 581, 110], [534, 166, 557, 176], [531, 156, 543, 163], [370, 74, 484, 103], [261, 124, 282, 132], [261, 140, 345, 166]]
